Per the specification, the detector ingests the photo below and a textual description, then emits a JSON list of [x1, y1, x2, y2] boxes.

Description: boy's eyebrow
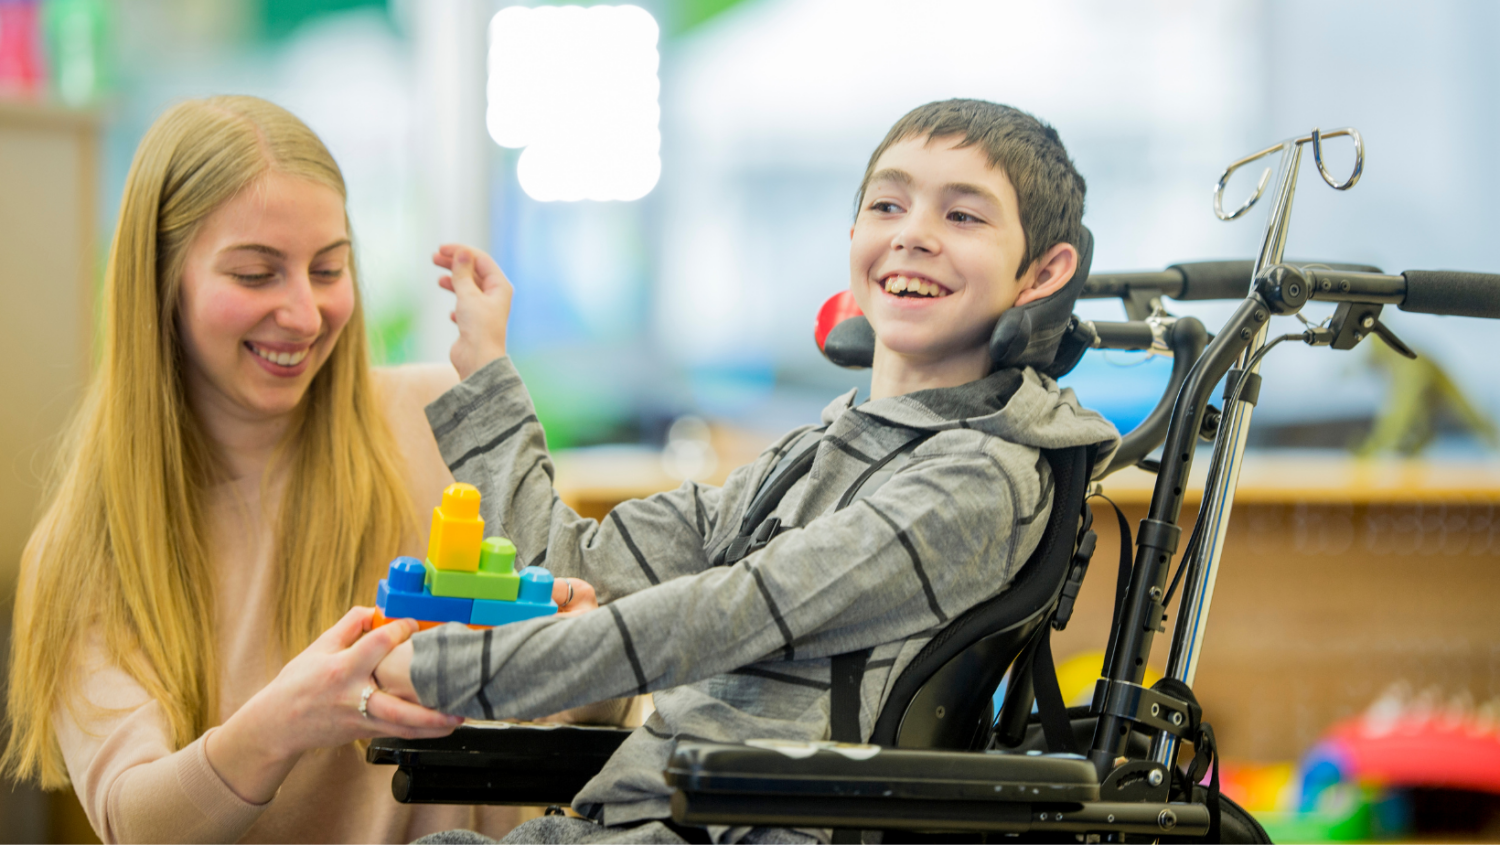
[[942, 182, 1003, 207], [221, 238, 351, 259], [867, 168, 913, 188]]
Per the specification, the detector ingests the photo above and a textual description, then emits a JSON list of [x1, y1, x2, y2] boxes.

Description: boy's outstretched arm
[[427, 244, 804, 602], [381, 444, 1041, 723]]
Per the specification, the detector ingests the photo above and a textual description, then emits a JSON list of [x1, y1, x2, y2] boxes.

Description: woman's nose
[[276, 274, 323, 336]]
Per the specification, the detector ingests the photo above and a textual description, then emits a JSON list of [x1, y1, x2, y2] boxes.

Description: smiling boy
[[376, 99, 1119, 844]]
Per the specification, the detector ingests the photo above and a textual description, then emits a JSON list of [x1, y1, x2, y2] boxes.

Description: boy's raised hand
[[434, 244, 513, 380]]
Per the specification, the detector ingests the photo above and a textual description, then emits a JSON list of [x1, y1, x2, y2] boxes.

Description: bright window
[[487, 4, 662, 202]]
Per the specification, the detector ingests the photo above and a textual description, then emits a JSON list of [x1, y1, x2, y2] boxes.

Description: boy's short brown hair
[[856, 99, 1086, 278]]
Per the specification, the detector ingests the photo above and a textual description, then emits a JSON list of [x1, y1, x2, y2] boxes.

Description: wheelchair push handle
[[1083, 260, 1384, 304], [1399, 269, 1500, 319], [1265, 265, 1500, 320]]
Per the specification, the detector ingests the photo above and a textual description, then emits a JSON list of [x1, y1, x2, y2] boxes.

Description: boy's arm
[[425, 244, 788, 598], [426, 354, 798, 602], [406, 444, 1040, 721]]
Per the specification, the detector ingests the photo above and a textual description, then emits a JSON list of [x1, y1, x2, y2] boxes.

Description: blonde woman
[[2, 96, 581, 842]]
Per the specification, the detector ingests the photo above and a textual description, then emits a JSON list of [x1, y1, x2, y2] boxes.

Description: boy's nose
[[891, 212, 940, 254]]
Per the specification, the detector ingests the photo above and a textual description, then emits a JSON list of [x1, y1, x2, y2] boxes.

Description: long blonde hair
[[3, 96, 413, 787]]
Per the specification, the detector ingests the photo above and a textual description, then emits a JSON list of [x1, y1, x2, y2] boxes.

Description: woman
[[2, 96, 589, 842]]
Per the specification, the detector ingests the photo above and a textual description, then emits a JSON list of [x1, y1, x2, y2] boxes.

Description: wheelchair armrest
[[665, 741, 1208, 837], [367, 724, 633, 805]]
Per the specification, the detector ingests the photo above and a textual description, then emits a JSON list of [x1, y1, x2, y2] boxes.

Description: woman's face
[[177, 170, 355, 426]]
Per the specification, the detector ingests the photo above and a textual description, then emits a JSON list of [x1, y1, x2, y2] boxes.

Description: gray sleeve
[[410, 445, 1038, 720], [423, 356, 801, 602]]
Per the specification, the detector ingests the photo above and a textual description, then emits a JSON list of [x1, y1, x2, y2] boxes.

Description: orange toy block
[[428, 483, 485, 572], [372, 607, 485, 631]]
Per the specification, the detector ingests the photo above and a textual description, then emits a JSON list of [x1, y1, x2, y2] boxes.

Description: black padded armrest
[[368, 724, 632, 805], [665, 741, 1208, 836]]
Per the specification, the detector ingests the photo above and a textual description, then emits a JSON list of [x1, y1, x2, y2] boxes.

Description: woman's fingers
[[313, 606, 377, 652], [365, 690, 463, 730], [347, 616, 416, 673], [553, 578, 599, 616]]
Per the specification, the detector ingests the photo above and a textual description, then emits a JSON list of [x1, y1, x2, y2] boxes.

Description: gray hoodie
[[411, 357, 1119, 827]]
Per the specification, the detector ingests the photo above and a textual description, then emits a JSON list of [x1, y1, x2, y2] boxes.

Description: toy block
[[377, 556, 473, 624], [470, 597, 557, 626], [372, 606, 486, 631], [517, 565, 556, 604], [471, 565, 558, 626], [428, 483, 484, 572], [372, 606, 444, 631], [424, 558, 520, 601], [478, 537, 517, 573]]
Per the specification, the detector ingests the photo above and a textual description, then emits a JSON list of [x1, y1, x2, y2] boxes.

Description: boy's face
[[849, 134, 1033, 367]]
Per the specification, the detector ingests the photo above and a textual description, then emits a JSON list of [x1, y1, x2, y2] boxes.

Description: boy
[[377, 99, 1118, 844]]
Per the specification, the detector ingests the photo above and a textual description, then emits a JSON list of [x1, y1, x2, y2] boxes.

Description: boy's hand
[[373, 639, 421, 704], [434, 244, 513, 380]]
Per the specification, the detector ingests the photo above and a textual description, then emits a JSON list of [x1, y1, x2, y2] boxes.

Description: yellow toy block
[[428, 483, 484, 572]]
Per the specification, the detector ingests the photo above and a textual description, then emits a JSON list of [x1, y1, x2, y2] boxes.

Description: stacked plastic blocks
[[374, 483, 557, 630]]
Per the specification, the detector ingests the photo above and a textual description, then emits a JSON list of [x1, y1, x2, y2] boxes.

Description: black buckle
[[722, 518, 783, 567], [1052, 528, 1097, 631]]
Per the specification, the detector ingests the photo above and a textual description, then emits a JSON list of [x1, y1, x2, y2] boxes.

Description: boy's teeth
[[250, 344, 310, 367], [883, 275, 948, 297]]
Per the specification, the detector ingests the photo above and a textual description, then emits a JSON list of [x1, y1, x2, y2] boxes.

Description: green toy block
[[479, 537, 518, 574], [424, 558, 520, 601]]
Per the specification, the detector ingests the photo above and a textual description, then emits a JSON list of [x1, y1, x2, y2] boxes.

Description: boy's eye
[[948, 210, 983, 224], [869, 200, 903, 214]]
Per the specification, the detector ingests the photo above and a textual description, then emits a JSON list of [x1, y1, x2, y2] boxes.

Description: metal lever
[[1371, 318, 1417, 359]]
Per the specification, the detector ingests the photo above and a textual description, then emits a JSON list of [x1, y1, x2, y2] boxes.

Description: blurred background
[[4, 0, 1500, 841]]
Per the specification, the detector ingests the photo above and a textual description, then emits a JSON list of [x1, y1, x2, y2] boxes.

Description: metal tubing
[[1088, 299, 1265, 776]]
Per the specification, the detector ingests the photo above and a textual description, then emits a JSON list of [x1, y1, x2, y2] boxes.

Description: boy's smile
[[850, 134, 1075, 398]]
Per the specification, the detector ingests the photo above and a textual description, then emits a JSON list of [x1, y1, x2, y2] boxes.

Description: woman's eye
[[230, 272, 274, 284], [312, 267, 345, 281]]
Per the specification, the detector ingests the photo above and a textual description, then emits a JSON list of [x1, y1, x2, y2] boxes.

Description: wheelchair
[[369, 127, 1500, 842]]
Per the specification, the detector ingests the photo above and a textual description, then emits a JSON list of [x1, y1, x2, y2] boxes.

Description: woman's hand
[[374, 578, 602, 709], [205, 607, 463, 805], [434, 244, 513, 380], [554, 576, 598, 617]]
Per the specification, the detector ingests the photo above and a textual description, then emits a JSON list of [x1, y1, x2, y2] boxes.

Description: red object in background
[[1321, 713, 1500, 795], [815, 290, 863, 352], [0, 0, 45, 99]]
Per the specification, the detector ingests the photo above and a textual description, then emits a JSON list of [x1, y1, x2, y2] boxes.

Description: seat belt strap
[[830, 648, 872, 743], [1032, 625, 1079, 755]]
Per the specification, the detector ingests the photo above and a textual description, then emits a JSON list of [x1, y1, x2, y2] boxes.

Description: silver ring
[[563, 579, 575, 607], [359, 683, 377, 719]]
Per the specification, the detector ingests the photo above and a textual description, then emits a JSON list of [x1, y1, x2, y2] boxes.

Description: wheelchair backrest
[[867, 444, 1094, 750]]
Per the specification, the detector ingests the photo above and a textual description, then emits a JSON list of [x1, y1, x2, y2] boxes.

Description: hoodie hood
[[821, 366, 1120, 473]]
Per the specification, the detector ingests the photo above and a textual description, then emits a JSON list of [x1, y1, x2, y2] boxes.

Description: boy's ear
[[1014, 242, 1078, 307]]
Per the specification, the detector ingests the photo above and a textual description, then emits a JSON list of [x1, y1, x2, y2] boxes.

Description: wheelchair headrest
[[815, 226, 1095, 379]]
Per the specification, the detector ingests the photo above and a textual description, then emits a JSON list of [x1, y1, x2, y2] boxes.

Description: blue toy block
[[469, 565, 558, 626], [469, 597, 557, 626], [378, 556, 473, 624], [517, 565, 555, 603]]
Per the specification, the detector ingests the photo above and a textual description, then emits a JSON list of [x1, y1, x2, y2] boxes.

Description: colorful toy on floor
[[372, 483, 557, 630]]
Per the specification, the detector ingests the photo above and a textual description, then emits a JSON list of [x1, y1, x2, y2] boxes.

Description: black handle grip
[[1091, 321, 1156, 350], [1166, 261, 1255, 301], [1400, 270, 1500, 319]]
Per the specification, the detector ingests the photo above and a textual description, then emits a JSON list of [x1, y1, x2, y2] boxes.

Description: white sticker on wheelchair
[[745, 739, 882, 761]]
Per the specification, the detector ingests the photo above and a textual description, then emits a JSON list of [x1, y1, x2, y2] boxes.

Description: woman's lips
[[245, 341, 313, 377]]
